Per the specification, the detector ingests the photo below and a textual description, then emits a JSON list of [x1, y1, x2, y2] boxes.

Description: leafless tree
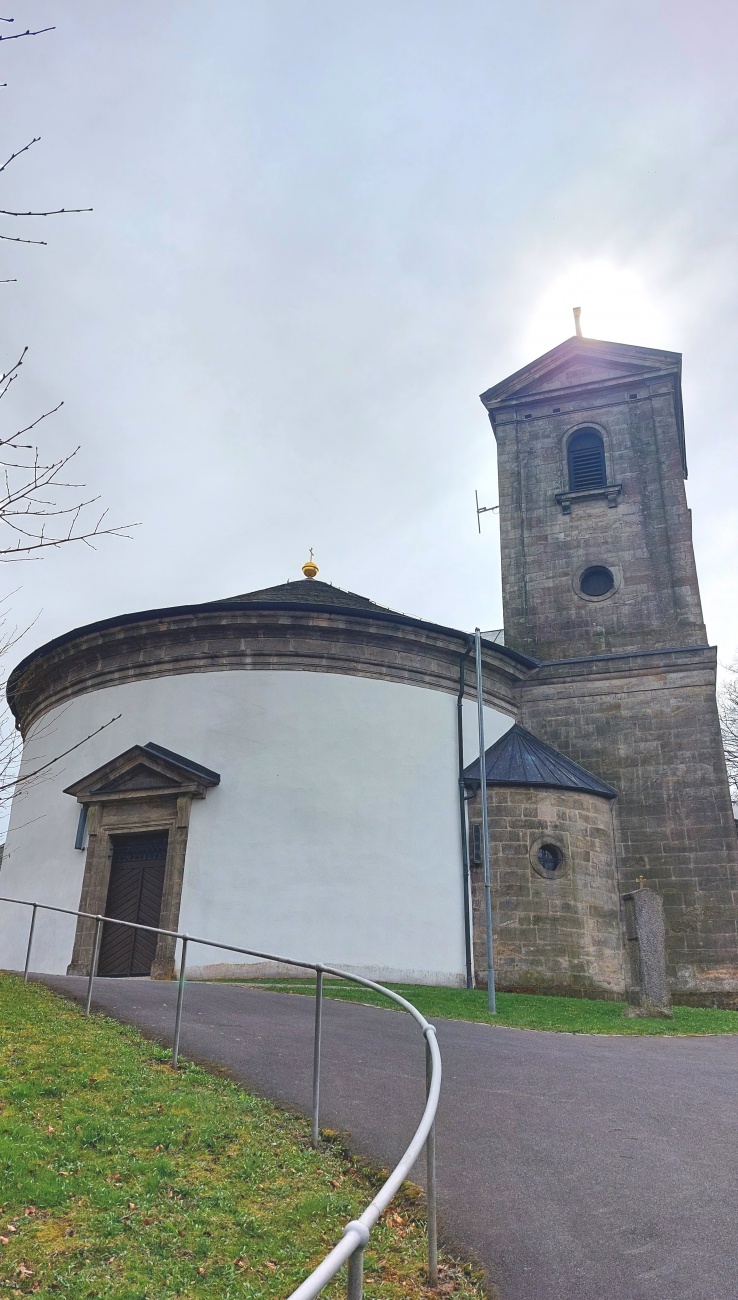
[[0, 597, 121, 828], [0, 19, 134, 820], [718, 661, 738, 803], [0, 19, 91, 250], [1, 16, 134, 557], [0, 348, 135, 560]]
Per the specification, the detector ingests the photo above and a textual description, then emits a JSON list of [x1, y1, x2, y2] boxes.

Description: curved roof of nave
[[7, 575, 537, 732], [220, 577, 396, 614]]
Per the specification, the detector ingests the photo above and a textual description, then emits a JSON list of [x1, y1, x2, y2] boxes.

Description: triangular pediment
[[96, 763, 180, 794], [516, 354, 656, 395], [480, 336, 681, 409], [64, 743, 220, 803]]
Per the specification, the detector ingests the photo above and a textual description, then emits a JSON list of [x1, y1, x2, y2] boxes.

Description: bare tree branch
[[0, 26, 54, 42], [0, 206, 92, 216], [0, 136, 40, 175], [0, 232, 47, 245], [0, 347, 27, 386], [0, 400, 64, 446], [0, 366, 139, 559], [718, 661, 738, 802], [0, 714, 121, 793], [0, 31, 91, 261]]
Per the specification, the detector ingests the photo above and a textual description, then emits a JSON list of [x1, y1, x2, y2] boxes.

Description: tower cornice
[[480, 335, 686, 477]]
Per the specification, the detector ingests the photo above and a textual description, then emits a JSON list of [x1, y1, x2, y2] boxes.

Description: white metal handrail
[[0, 894, 441, 1298]]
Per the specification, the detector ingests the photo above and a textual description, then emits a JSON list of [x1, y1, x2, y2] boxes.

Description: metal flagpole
[[474, 628, 496, 1013]]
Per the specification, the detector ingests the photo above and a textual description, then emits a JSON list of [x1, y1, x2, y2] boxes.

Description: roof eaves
[[480, 337, 682, 410], [6, 599, 538, 719], [143, 742, 220, 785], [465, 776, 618, 799]]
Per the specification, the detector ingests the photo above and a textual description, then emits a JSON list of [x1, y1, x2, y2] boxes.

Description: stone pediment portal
[[65, 743, 220, 981], [480, 337, 682, 408], [64, 742, 220, 804]]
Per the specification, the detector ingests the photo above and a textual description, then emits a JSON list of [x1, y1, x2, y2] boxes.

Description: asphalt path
[[36, 976, 738, 1300]]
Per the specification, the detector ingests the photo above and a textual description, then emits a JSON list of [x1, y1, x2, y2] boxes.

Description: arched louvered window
[[567, 428, 607, 493]]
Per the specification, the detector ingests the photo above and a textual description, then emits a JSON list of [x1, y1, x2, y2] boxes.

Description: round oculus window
[[579, 565, 615, 598], [537, 843, 563, 875]]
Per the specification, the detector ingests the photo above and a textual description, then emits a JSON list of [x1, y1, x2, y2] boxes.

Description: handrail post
[[346, 1248, 364, 1300], [23, 903, 38, 984], [343, 1223, 369, 1300], [425, 1027, 438, 1287], [311, 965, 324, 1147], [172, 936, 189, 1068], [84, 916, 103, 1018]]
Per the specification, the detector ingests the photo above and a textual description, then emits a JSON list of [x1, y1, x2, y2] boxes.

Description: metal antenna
[[475, 490, 499, 534], [573, 306, 583, 337]]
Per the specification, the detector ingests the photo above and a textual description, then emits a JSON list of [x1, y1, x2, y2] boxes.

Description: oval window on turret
[[568, 428, 606, 492], [537, 844, 563, 875]]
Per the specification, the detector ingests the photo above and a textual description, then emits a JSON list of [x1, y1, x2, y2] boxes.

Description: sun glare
[[522, 261, 672, 360]]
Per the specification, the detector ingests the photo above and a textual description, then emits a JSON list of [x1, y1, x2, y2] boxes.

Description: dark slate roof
[[219, 578, 395, 614], [463, 724, 617, 799], [144, 742, 220, 785]]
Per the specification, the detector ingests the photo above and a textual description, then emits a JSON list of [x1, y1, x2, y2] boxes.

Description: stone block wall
[[468, 785, 625, 998], [520, 647, 738, 1005]]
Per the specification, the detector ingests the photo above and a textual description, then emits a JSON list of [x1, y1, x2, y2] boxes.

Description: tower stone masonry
[[481, 335, 738, 1004]]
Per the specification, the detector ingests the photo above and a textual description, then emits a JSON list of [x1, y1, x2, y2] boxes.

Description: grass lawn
[[0, 974, 483, 1299], [232, 980, 738, 1036]]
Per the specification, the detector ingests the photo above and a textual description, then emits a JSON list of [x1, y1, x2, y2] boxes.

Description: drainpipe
[[457, 638, 475, 989]]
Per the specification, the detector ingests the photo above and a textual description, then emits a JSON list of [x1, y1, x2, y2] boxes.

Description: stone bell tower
[[480, 333, 706, 662], [480, 330, 738, 1006]]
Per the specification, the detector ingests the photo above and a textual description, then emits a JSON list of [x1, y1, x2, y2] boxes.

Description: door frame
[[69, 794, 192, 979]]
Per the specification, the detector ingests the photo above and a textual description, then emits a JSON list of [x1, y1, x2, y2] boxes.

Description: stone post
[[622, 884, 672, 1018]]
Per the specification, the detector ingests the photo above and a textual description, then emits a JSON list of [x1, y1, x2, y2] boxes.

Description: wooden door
[[98, 832, 169, 976]]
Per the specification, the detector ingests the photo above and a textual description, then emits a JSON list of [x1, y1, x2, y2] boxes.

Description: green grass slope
[[0, 975, 482, 1299], [235, 980, 738, 1035]]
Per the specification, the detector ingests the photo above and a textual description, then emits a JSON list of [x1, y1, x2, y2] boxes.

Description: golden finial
[[636, 874, 647, 890], [302, 548, 319, 580]]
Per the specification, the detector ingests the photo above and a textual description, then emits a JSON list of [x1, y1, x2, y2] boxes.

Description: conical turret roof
[[463, 723, 617, 798]]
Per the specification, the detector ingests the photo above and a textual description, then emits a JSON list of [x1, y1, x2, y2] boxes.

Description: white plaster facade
[[0, 665, 510, 983]]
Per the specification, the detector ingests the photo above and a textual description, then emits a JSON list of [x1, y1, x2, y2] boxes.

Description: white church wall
[[0, 669, 511, 983], [461, 699, 513, 767]]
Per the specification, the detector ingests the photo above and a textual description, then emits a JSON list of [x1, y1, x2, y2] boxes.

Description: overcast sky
[[2, 1, 738, 673]]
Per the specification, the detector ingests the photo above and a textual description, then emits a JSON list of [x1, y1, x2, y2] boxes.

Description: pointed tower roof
[[463, 723, 617, 799], [480, 335, 686, 476]]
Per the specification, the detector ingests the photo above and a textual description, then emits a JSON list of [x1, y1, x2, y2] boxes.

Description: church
[[1, 330, 736, 1005]]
